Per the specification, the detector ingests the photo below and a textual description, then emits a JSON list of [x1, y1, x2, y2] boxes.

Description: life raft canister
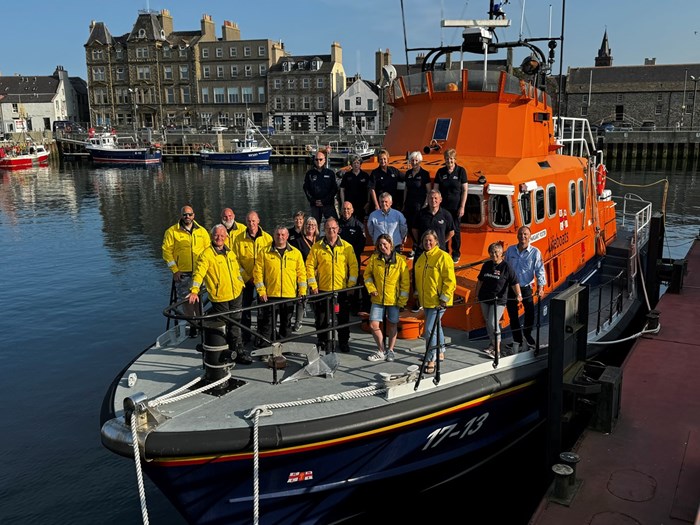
[[596, 164, 607, 195]]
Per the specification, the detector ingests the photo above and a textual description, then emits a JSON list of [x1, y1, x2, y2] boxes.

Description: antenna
[[400, 0, 410, 76]]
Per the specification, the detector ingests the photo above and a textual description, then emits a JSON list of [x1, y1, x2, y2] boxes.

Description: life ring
[[595, 164, 607, 196]]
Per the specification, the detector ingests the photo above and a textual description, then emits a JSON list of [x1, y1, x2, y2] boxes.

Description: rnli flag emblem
[[287, 471, 314, 483]]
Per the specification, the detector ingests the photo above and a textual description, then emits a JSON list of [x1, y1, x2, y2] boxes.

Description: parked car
[[210, 125, 228, 133], [641, 120, 656, 131], [598, 122, 615, 134], [259, 126, 275, 136], [616, 122, 633, 131]]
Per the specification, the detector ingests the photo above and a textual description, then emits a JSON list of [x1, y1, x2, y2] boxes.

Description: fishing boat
[[307, 138, 376, 165], [100, 5, 662, 524], [85, 131, 162, 165], [199, 119, 273, 166], [0, 142, 49, 170]]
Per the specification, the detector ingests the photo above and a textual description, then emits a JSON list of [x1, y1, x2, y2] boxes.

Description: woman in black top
[[433, 148, 468, 263], [403, 151, 432, 256], [476, 242, 522, 358], [339, 155, 370, 221], [289, 216, 319, 331]]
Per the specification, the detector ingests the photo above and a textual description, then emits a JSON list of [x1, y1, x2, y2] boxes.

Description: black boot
[[236, 350, 253, 365]]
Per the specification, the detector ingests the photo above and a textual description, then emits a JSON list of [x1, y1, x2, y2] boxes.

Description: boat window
[[535, 187, 545, 223], [519, 191, 532, 226], [503, 74, 521, 95], [402, 72, 428, 96], [432, 70, 461, 92], [569, 180, 576, 216], [432, 118, 452, 141], [466, 70, 500, 92], [464, 193, 483, 225], [489, 194, 513, 227], [547, 184, 557, 218], [578, 179, 586, 211]]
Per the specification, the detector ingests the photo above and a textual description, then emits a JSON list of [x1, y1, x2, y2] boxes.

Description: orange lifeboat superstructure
[[354, 30, 616, 335]]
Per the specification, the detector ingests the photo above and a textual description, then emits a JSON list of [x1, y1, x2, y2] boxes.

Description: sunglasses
[[314, 158, 325, 161], [182, 212, 194, 217]]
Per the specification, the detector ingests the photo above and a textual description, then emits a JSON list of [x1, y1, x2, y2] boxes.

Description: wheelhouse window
[[569, 180, 577, 216], [547, 184, 557, 218], [519, 191, 533, 226], [464, 192, 483, 225], [489, 194, 513, 227], [535, 187, 545, 223], [578, 179, 586, 211]]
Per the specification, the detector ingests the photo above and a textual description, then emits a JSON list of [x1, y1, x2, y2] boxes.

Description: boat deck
[[530, 237, 700, 525]]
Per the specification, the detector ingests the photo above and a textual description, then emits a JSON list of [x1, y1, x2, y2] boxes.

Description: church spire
[[595, 29, 612, 67]]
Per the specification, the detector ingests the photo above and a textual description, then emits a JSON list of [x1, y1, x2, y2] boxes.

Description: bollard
[[552, 463, 574, 499], [559, 451, 581, 486], [646, 310, 660, 331], [202, 320, 229, 390]]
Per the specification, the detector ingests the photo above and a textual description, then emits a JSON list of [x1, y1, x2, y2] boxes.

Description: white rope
[[253, 410, 261, 525], [129, 412, 150, 525], [589, 322, 661, 345], [148, 372, 232, 408]]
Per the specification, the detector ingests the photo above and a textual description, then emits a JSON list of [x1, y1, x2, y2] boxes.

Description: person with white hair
[[402, 151, 432, 258]]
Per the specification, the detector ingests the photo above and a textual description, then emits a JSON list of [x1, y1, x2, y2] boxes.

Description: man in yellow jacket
[[306, 217, 358, 353], [233, 211, 273, 345], [187, 224, 250, 364], [221, 207, 246, 250], [253, 226, 307, 346], [162, 205, 210, 337]]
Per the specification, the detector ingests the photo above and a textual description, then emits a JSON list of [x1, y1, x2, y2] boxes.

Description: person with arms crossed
[[162, 204, 210, 337], [303, 149, 338, 223], [433, 148, 468, 263]]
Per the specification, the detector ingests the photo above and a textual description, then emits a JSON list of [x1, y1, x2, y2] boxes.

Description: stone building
[[338, 78, 379, 133], [566, 32, 700, 130], [84, 9, 286, 131], [266, 44, 346, 133]]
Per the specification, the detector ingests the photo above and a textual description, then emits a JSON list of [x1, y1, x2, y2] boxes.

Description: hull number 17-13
[[422, 413, 489, 451]]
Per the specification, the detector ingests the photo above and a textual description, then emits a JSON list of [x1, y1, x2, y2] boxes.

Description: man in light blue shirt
[[367, 192, 408, 253], [505, 226, 546, 352]]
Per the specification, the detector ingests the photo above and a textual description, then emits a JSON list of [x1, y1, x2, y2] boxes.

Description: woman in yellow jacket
[[364, 234, 410, 362], [414, 229, 456, 373], [188, 224, 249, 363]]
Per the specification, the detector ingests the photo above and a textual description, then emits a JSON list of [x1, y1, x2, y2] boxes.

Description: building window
[[235, 112, 245, 127], [227, 87, 240, 103], [179, 46, 188, 58], [203, 66, 210, 78], [163, 66, 172, 80], [258, 45, 266, 56], [580, 106, 588, 117], [274, 97, 283, 110], [217, 66, 224, 78], [258, 87, 265, 103], [355, 96, 362, 106], [166, 87, 175, 103], [202, 48, 209, 59], [115, 88, 129, 104], [259, 64, 267, 76], [115, 48, 123, 60], [344, 99, 350, 111], [138, 29, 146, 38], [288, 78, 296, 89], [92, 67, 106, 81], [288, 96, 296, 110], [655, 105, 662, 115], [657, 93, 663, 102], [137, 66, 151, 80], [283, 62, 291, 72], [616, 94, 623, 103], [242, 87, 253, 103], [214, 87, 225, 103], [94, 88, 108, 104], [229, 46, 237, 57], [245, 65, 252, 77], [136, 47, 149, 59], [312, 59, 322, 70], [368, 99, 374, 111], [201, 88, 210, 104], [317, 96, 325, 110], [91, 49, 104, 60], [216, 47, 223, 58], [273, 79, 282, 89], [244, 46, 251, 57], [302, 78, 310, 89], [230, 65, 238, 77], [162, 47, 170, 59], [116, 67, 125, 81], [179, 65, 189, 80], [316, 78, 325, 89], [582, 94, 588, 104], [181, 86, 191, 104], [303, 96, 311, 110]]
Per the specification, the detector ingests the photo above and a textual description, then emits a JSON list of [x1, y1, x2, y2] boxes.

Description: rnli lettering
[[549, 231, 569, 251]]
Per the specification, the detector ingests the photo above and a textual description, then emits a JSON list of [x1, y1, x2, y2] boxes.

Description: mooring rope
[[129, 412, 150, 525]]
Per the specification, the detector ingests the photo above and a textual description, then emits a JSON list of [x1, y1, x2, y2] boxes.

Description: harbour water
[[0, 161, 697, 524]]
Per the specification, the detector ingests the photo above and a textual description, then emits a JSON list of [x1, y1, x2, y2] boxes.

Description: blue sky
[[2, 0, 699, 80]]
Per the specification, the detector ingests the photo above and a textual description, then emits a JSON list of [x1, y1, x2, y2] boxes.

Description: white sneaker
[[367, 351, 386, 362], [386, 350, 396, 362]]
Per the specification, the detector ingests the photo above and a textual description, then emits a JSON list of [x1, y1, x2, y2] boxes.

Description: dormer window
[[297, 60, 307, 70], [138, 29, 146, 39], [311, 59, 323, 71], [160, 30, 165, 39], [283, 61, 294, 72]]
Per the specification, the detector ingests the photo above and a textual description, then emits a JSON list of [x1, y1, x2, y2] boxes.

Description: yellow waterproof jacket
[[233, 228, 273, 282], [363, 252, 410, 307], [190, 245, 244, 302], [162, 220, 210, 274], [225, 222, 246, 250], [414, 245, 456, 308], [306, 237, 359, 292], [253, 244, 307, 298]]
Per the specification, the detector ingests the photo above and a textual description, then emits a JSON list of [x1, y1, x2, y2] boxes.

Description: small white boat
[[308, 138, 376, 166], [200, 119, 273, 166]]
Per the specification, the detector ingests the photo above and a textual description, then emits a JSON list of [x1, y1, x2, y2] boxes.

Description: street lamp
[[681, 68, 688, 128], [691, 75, 700, 130]]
